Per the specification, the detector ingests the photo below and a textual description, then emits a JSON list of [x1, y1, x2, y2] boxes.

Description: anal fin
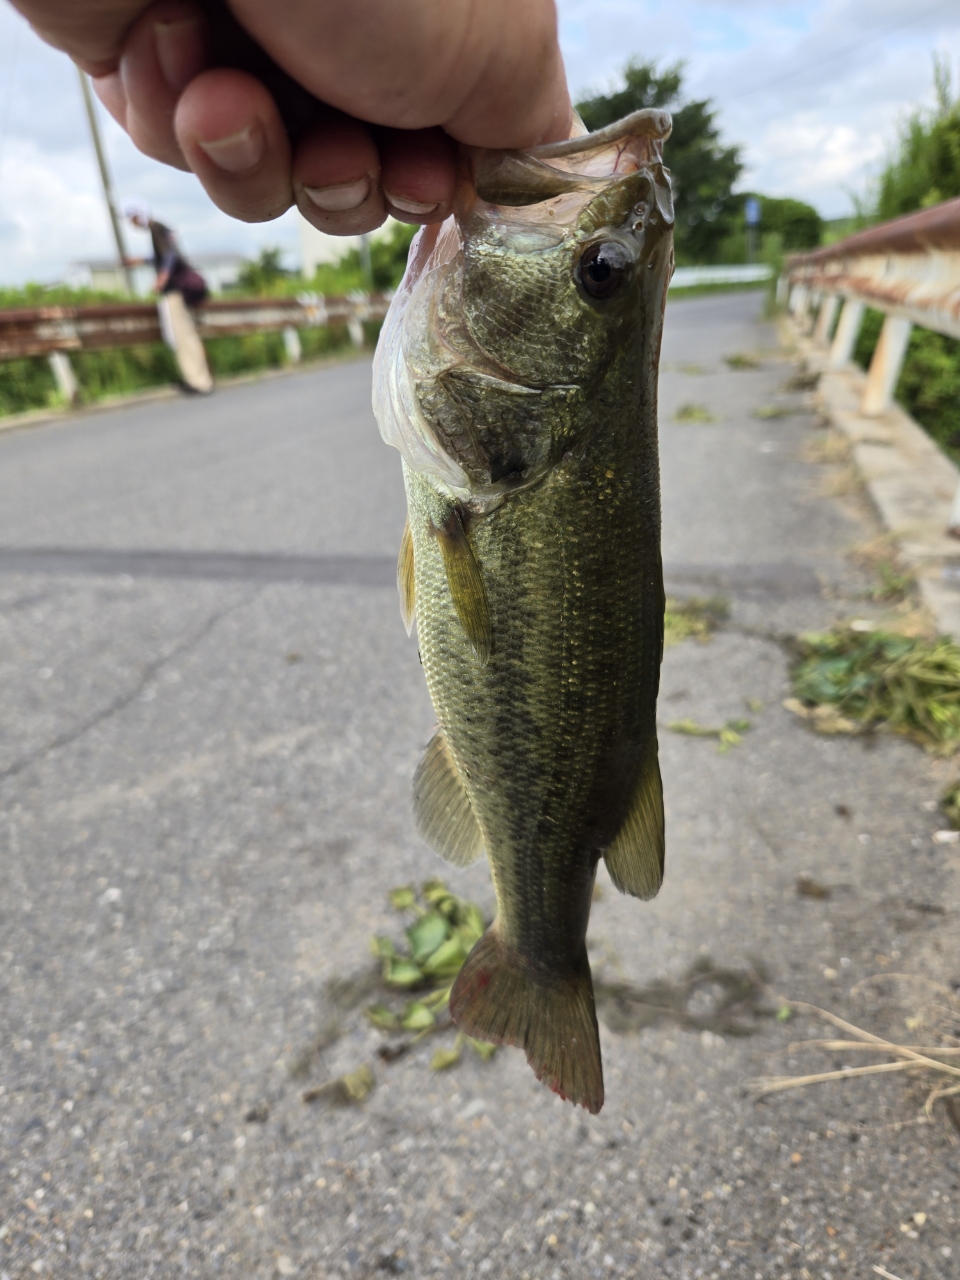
[[433, 509, 492, 665], [450, 930, 604, 1114], [397, 518, 416, 635], [413, 729, 484, 867], [603, 749, 665, 900]]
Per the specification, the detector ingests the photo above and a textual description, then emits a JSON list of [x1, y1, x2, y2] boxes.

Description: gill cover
[[371, 109, 674, 506]]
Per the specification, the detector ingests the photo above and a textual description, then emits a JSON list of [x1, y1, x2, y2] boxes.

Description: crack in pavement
[[0, 593, 255, 786]]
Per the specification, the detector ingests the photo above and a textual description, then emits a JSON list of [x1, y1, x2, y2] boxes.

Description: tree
[[577, 61, 743, 264], [875, 56, 960, 219], [236, 247, 291, 294], [738, 194, 822, 251]]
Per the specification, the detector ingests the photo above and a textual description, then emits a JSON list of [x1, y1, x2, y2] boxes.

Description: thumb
[[8, 0, 152, 75]]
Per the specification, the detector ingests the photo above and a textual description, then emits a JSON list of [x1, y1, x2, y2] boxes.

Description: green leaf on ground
[[789, 624, 960, 753], [674, 402, 716, 424], [400, 1001, 436, 1031]]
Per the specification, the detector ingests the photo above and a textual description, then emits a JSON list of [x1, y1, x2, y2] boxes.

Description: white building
[[299, 215, 361, 279], [69, 251, 248, 297]]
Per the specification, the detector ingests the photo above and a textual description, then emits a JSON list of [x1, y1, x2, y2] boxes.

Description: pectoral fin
[[603, 750, 665, 900], [397, 518, 416, 635], [433, 509, 492, 665], [413, 729, 484, 867]]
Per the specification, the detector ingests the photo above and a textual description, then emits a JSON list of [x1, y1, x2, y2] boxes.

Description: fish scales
[[375, 108, 675, 1112]]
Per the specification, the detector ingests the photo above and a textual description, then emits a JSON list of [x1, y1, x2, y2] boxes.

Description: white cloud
[[1, 0, 960, 284]]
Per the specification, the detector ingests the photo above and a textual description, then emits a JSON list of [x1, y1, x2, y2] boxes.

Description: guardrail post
[[157, 293, 213, 394], [827, 299, 864, 369], [788, 283, 807, 317], [861, 315, 912, 416], [48, 351, 79, 406], [282, 326, 302, 364], [812, 294, 839, 347]]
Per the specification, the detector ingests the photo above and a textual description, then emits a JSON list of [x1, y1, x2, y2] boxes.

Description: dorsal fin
[[412, 729, 484, 867], [397, 518, 416, 635], [603, 749, 665, 900], [433, 509, 492, 665]]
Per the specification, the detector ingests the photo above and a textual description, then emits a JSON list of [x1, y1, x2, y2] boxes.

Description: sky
[[0, 0, 958, 286]]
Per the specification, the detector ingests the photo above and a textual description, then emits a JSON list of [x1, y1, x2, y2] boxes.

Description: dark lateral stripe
[[0, 547, 396, 587]]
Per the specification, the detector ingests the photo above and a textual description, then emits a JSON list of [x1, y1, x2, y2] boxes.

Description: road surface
[[1, 292, 957, 1279]]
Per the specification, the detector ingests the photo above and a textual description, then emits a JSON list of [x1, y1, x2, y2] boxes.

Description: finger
[[120, 0, 206, 170], [229, 0, 571, 148], [292, 116, 386, 237], [8, 0, 150, 75], [379, 127, 457, 225], [92, 71, 129, 132], [174, 67, 293, 223]]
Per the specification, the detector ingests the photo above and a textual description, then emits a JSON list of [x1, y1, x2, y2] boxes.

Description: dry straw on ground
[[753, 976, 960, 1129]]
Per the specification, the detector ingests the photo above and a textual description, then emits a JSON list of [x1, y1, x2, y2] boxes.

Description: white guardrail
[[670, 264, 772, 289]]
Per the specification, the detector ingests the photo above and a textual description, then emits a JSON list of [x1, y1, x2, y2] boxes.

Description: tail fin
[[449, 930, 603, 1113]]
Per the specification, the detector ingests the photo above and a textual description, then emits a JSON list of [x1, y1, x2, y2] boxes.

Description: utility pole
[[77, 67, 136, 295], [359, 233, 373, 291]]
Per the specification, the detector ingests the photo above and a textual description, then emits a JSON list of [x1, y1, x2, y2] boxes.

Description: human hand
[[11, 0, 571, 233]]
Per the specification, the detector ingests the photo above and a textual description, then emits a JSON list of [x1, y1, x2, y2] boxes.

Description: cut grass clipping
[[668, 717, 752, 753], [663, 595, 728, 649], [786, 624, 960, 753], [673, 401, 716, 424], [367, 880, 496, 1071]]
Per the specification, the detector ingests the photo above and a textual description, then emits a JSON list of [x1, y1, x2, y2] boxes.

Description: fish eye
[[577, 241, 630, 300]]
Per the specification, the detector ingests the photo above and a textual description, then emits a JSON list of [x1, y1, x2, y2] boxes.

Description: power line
[[727, 0, 958, 103]]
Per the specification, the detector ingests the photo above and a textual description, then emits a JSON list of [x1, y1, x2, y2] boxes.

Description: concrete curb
[[787, 317, 960, 639]]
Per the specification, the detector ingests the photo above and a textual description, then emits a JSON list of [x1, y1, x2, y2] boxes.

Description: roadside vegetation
[[0, 226, 415, 418], [804, 59, 960, 465]]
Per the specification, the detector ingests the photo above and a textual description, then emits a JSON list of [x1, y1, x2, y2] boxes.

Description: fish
[[372, 108, 675, 1114]]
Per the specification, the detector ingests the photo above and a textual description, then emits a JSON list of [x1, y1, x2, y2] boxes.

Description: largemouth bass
[[372, 109, 674, 1114]]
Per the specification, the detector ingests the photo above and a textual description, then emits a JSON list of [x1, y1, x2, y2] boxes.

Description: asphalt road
[[1, 291, 958, 1280]]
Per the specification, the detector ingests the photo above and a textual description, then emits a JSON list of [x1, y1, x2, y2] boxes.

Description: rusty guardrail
[[784, 197, 960, 415], [0, 292, 391, 402], [785, 196, 960, 538]]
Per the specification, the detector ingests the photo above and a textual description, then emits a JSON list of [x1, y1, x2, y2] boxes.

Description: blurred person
[[124, 200, 208, 306], [11, 0, 570, 234]]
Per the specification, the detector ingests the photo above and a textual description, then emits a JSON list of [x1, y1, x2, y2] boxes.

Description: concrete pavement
[[1, 292, 958, 1280]]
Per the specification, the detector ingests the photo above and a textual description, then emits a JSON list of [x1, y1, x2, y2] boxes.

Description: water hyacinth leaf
[[400, 1001, 436, 1031], [468, 1036, 497, 1060], [422, 985, 453, 1009], [371, 935, 396, 959], [406, 911, 450, 962], [430, 1044, 461, 1071], [791, 625, 960, 752], [366, 1004, 400, 1030], [389, 885, 417, 911], [421, 935, 469, 978], [383, 957, 425, 988]]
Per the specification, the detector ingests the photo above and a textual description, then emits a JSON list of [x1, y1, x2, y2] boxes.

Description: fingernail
[[197, 125, 264, 173], [303, 176, 371, 212], [385, 193, 440, 216], [154, 16, 204, 93]]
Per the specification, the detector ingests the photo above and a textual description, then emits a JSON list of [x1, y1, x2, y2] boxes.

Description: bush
[[875, 57, 960, 219], [853, 306, 960, 463]]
